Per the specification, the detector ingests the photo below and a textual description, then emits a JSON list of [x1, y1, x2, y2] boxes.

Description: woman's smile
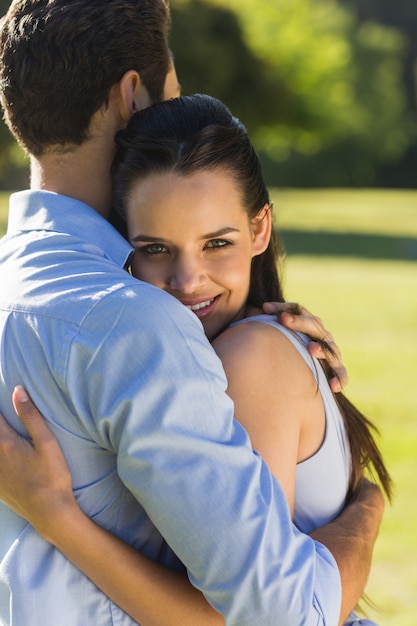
[[181, 296, 218, 318]]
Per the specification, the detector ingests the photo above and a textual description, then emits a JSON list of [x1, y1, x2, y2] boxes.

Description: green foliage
[[0, 0, 414, 188], [171, 0, 414, 186], [237, 0, 411, 166], [0, 130, 29, 190], [170, 0, 293, 132]]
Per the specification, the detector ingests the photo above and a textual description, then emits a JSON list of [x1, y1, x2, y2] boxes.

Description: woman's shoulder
[[212, 314, 314, 385], [215, 314, 308, 354], [212, 315, 284, 358]]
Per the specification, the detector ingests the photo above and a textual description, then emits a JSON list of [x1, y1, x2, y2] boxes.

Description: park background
[[0, 0, 416, 623]]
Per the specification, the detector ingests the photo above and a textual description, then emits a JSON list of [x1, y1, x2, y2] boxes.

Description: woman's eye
[[206, 239, 230, 249], [141, 243, 167, 255]]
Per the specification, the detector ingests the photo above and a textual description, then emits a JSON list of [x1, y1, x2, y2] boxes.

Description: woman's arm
[[41, 506, 223, 626], [0, 387, 223, 626], [212, 321, 323, 519]]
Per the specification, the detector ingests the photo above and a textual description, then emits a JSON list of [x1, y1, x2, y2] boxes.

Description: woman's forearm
[[39, 504, 223, 626]]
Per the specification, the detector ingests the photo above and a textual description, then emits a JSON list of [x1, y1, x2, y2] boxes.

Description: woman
[[0, 95, 391, 625]]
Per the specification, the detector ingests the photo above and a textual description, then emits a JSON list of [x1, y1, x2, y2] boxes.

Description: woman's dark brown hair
[[112, 93, 392, 503]]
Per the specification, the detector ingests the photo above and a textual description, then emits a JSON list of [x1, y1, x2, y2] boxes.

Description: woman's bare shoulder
[[212, 319, 317, 396], [213, 320, 298, 361]]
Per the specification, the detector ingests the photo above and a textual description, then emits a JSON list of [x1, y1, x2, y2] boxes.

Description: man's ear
[[251, 203, 272, 257], [117, 70, 152, 122]]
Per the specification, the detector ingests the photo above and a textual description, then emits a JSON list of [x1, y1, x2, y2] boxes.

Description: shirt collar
[[7, 189, 133, 269]]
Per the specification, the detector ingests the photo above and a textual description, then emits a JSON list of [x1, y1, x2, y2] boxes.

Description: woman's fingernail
[[14, 385, 29, 402]]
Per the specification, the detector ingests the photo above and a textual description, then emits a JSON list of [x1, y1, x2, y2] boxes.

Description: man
[[0, 1, 383, 625]]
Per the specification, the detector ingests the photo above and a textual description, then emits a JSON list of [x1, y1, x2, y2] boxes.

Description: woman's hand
[[262, 302, 348, 392], [0, 386, 76, 539]]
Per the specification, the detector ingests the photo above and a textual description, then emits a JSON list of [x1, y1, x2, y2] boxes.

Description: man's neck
[[30, 135, 115, 220], [27, 75, 139, 219]]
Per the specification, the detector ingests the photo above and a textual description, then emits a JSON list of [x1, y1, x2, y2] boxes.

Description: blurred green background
[[1, 0, 416, 623], [274, 189, 417, 625], [3, 0, 417, 190]]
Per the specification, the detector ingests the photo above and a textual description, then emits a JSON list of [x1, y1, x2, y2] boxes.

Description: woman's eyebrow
[[199, 227, 240, 240], [131, 227, 240, 243], [131, 234, 170, 243]]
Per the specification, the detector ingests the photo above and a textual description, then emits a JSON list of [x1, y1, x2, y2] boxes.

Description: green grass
[[283, 256, 417, 625], [0, 193, 9, 234], [1, 188, 416, 624], [273, 188, 417, 625]]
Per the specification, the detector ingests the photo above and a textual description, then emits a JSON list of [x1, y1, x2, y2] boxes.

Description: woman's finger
[[12, 386, 55, 445]]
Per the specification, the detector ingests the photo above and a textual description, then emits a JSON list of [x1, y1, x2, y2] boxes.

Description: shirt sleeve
[[68, 283, 342, 626]]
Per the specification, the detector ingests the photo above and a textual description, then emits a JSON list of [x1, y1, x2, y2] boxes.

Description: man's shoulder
[[88, 278, 197, 333]]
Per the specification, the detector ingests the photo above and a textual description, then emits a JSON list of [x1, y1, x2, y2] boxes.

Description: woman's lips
[[182, 296, 218, 318]]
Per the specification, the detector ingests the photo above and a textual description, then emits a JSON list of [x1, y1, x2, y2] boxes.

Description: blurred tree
[[339, 0, 417, 109], [171, 0, 414, 187], [339, 0, 417, 187], [0, 0, 414, 188], [170, 0, 296, 133]]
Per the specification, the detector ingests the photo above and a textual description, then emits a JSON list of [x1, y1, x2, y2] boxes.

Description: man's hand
[[262, 302, 348, 392], [311, 479, 385, 625], [0, 386, 75, 537]]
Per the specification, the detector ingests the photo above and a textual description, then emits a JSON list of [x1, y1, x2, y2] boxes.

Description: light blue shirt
[[0, 190, 341, 625]]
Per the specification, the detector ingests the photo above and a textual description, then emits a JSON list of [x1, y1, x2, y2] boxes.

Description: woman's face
[[127, 169, 271, 340]]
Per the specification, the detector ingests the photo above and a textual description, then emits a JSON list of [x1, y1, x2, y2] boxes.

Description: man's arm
[[311, 480, 384, 625]]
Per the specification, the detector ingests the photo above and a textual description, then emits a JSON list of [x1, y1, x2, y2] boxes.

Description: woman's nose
[[167, 257, 206, 293]]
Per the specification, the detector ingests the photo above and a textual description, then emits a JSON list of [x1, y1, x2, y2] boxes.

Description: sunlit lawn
[[1, 188, 416, 624], [273, 188, 417, 625], [0, 193, 8, 235]]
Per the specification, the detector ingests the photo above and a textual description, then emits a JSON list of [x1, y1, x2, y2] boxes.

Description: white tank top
[[232, 314, 351, 533]]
